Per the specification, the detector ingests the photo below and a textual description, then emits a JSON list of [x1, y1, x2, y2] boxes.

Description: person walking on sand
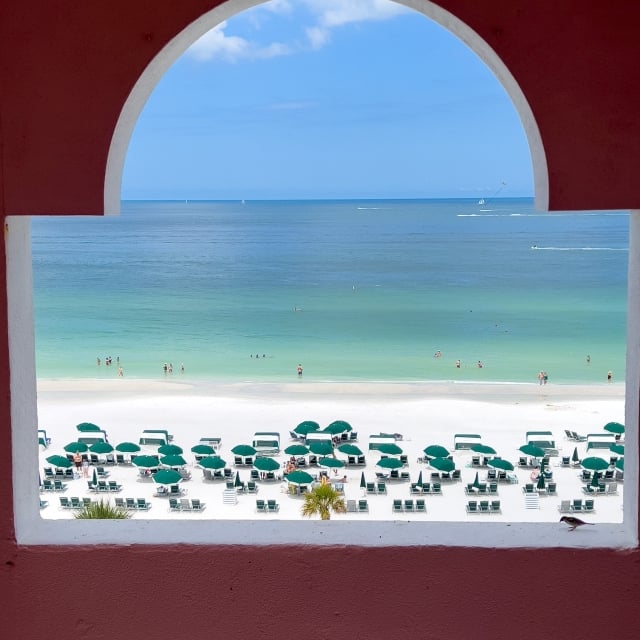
[[538, 371, 544, 385]]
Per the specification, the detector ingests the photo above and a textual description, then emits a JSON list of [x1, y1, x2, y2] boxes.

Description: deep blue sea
[[30, 199, 628, 383]]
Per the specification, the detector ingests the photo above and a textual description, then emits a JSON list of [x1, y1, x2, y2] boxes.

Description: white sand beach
[[37, 378, 625, 523]]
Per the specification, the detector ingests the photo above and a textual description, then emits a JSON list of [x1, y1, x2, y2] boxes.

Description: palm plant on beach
[[74, 498, 131, 519], [301, 484, 346, 520]]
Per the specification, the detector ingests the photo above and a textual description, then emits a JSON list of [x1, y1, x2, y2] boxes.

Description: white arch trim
[[104, 0, 548, 213]]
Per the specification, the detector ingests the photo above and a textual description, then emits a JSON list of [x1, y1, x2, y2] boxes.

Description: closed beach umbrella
[[308, 440, 334, 456], [231, 444, 257, 456], [90, 441, 114, 454], [319, 457, 345, 469], [46, 455, 73, 468], [152, 469, 182, 485], [571, 447, 580, 463], [590, 471, 601, 488], [132, 455, 160, 468], [253, 457, 280, 472], [158, 444, 183, 456], [377, 457, 404, 470], [76, 422, 101, 432], [610, 443, 625, 456], [116, 442, 141, 453], [536, 473, 546, 490], [64, 441, 88, 453], [191, 444, 215, 455], [423, 445, 450, 459], [519, 444, 545, 458], [286, 470, 314, 486], [293, 421, 320, 436], [472, 472, 481, 489], [234, 472, 243, 488], [581, 457, 610, 472], [360, 472, 366, 489], [91, 468, 98, 487], [198, 456, 226, 470], [323, 420, 352, 434], [470, 444, 496, 455], [603, 421, 625, 435], [160, 454, 187, 468], [284, 444, 310, 456], [416, 470, 424, 488], [487, 458, 514, 472], [377, 443, 403, 456], [429, 457, 455, 472], [616, 458, 624, 471], [337, 443, 363, 456]]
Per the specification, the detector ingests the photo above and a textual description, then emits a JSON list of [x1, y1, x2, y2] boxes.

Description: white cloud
[[187, 21, 291, 62], [303, 0, 408, 28]]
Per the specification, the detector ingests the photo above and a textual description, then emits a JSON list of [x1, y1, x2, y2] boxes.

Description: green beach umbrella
[[46, 455, 72, 468], [286, 470, 314, 485], [487, 458, 514, 472], [132, 455, 160, 468], [76, 422, 101, 432], [319, 456, 345, 469], [116, 441, 140, 453], [603, 421, 625, 435], [323, 420, 352, 434], [423, 445, 450, 459], [536, 472, 546, 490], [581, 457, 610, 472], [571, 447, 580, 463], [160, 454, 187, 468], [234, 472, 243, 488], [284, 444, 310, 456], [616, 458, 624, 471], [198, 456, 226, 470], [64, 441, 88, 453], [91, 468, 98, 487], [337, 443, 363, 456], [429, 457, 455, 472], [472, 472, 481, 489], [158, 444, 183, 456], [590, 471, 601, 488], [253, 457, 280, 472], [191, 444, 215, 455], [519, 444, 545, 458], [470, 444, 497, 455], [293, 421, 320, 436], [377, 442, 403, 456], [360, 471, 366, 489], [231, 444, 257, 456], [416, 470, 424, 488], [610, 443, 624, 456], [308, 440, 334, 456], [152, 469, 182, 485], [89, 441, 114, 454], [376, 457, 404, 470]]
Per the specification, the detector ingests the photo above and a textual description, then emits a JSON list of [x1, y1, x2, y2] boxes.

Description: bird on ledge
[[560, 516, 594, 531]]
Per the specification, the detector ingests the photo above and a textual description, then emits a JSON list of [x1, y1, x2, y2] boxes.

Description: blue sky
[[122, 0, 533, 200]]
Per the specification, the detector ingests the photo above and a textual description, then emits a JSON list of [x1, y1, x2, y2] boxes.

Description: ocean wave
[[530, 246, 628, 251]]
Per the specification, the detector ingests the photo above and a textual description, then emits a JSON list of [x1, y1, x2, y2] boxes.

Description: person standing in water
[[297, 364, 303, 377]]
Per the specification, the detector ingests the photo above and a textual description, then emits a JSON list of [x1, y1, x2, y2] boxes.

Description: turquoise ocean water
[[31, 199, 628, 384]]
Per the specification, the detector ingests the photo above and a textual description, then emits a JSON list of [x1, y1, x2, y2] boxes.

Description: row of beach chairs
[[392, 499, 426, 513], [466, 500, 501, 514], [255, 499, 279, 513], [41, 479, 68, 492], [114, 497, 152, 511], [582, 482, 618, 496], [88, 480, 122, 493], [464, 482, 499, 495], [59, 496, 95, 509], [522, 482, 557, 496], [346, 499, 369, 513], [558, 499, 595, 513], [168, 498, 205, 512], [408, 482, 443, 495]]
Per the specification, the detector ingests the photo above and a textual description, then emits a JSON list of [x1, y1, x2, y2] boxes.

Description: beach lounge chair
[[358, 499, 369, 513], [70, 497, 82, 509], [558, 500, 571, 513], [377, 482, 387, 494], [465, 484, 475, 495], [604, 469, 614, 481], [191, 499, 205, 511], [518, 457, 528, 468], [478, 500, 490, 513], [571, 431, 587, 442], [490, 500, 501, 514], [115, 497, 125, 508], [420, 482, 430, 494], [389, 469, 399, 480], [180, 498, 192, 511], [41, 479, 54, 492], [546, 482, 557, 496], [170, 484, 183, 496], [59, 496, 71, 509], [430, 472, 440, 481], [487, 469, 497, 480], [43, 467, 54, 479], [404, 499, 414, 512], [357, 456, 366, 465], [410, 483, 422, 494], [267, 499, 279, 513], [349, 431, 358, 441], [233, 456, 243, 466], [488, 483, 498, 495], [471, 456, 481, 467], [415, 499, 426, 513], [346, 499, 357, 513], [226, 480, 235, 490], [522, 483, 535, 494], [250, 469, 260, 481], [477, 483, 487, 494], [584, 499, 595, 512], [431, 482, 442, 495], [39, 499, 48, 509], [392, 499, 403, 513], [247, 481, 258, 493], [366, 482, 376, 494], [82, 497, 92, 507], [126, 498, 136, 509], [606, 482, 618, 495], [169, 498, 181, 512], [97, 480, 108, 492], [53, 480, 67, 492], [571, 499, 583, 512], [137, 498, 151, 511], [96, 466, 109, 477], [564, 429, 574, 440], [108, 481, 122, 492], [466, 500, 478, 514], [561, 456, 570, 467]]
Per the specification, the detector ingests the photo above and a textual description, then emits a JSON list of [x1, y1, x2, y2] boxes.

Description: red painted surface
[[1, 2, 639, 639]]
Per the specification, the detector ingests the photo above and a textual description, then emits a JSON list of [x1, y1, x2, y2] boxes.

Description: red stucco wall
[[1, 2, 639, 638]]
